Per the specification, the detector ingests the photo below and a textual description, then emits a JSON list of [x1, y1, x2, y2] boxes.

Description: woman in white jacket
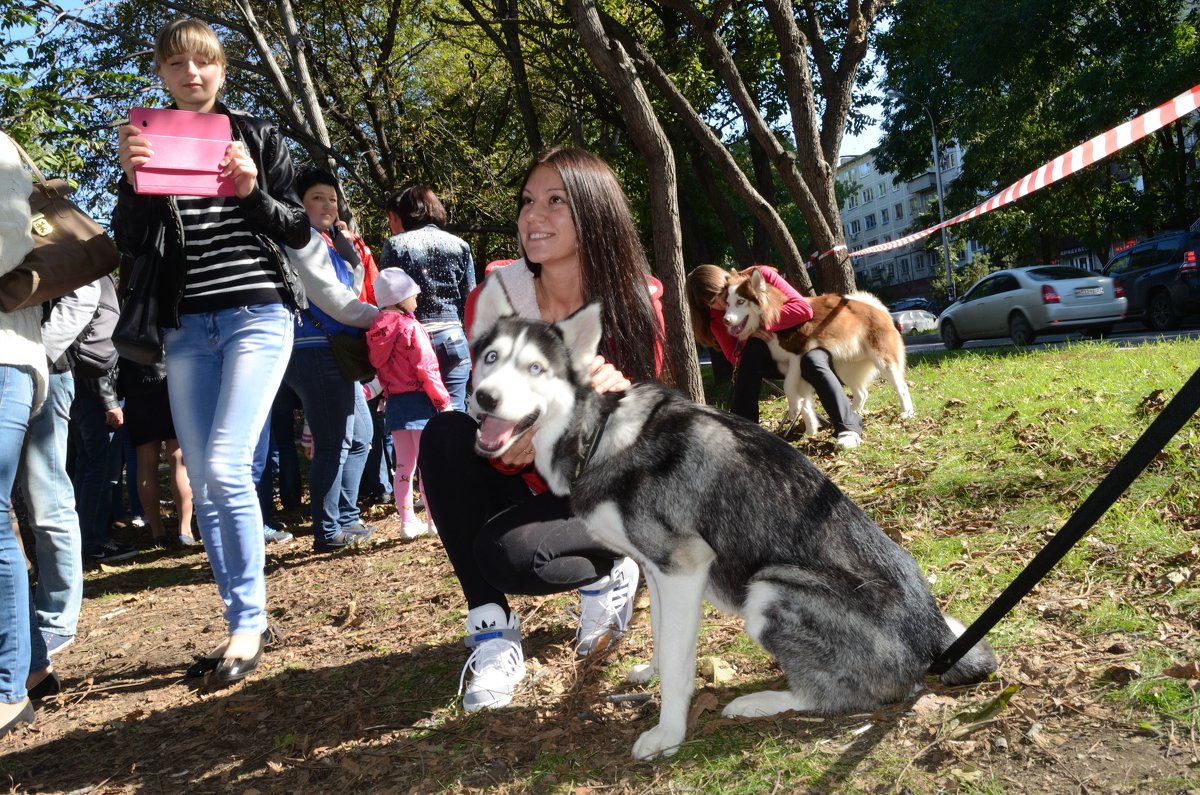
[[281, 207, 379, 552], [0, 131, 47, 738]]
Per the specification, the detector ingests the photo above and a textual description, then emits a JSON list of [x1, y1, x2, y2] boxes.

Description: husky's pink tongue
[[477, 415, 520, 452]]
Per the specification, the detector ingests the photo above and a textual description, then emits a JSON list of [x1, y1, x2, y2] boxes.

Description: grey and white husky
[[468, 277, 997, 761]]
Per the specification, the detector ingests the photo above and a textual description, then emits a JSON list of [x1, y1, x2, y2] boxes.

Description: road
[[904, 319, 1200, 354]]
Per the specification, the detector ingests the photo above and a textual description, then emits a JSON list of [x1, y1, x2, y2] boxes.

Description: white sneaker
[[400, 518, 430, 540], [576, 556, 640, 656], [459, 604, 525, 712], [835, 430, 862, 449]]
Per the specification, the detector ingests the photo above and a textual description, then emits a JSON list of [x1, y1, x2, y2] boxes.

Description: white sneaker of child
[[576, 556, 640, 656]]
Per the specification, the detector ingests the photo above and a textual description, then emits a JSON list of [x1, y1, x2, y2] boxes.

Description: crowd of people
[[2, 16, 864, 739]]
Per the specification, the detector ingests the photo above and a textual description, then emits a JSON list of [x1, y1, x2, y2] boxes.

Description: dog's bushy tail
[[938, 616, 998, 686]]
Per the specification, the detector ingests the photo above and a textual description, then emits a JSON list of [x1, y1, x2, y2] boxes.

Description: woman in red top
[[418, 148, 666, 712], [686, 264, 862, 446]]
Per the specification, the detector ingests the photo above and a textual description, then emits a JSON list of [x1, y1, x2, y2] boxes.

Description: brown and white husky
[[722, 267, 916, 433]]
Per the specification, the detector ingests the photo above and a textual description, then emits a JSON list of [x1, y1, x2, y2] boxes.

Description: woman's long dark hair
[[517, 148, 667, 384]]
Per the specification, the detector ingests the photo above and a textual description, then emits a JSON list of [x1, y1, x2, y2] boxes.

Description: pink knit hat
[[374, 268, 421, 307]]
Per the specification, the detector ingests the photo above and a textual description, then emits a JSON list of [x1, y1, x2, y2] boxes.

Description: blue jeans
[[0, 364, 36, 704], [165, 305, 293, 635], [70, 386, 121, 556], [284, 346, 368, 541], [429, 325, 470, 413], [17, 372, 82, 638]]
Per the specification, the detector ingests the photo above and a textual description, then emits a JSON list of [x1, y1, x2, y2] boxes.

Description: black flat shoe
[[213, 645, 262, 685], [28, 671, 61, 701], [185, 655, 221, 679], [187, 627, 276, 679]]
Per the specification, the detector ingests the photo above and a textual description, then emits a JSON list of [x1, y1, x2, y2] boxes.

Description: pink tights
[[391, 429, 422, 524]]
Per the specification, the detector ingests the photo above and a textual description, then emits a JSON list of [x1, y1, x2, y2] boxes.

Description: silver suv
[[1102, 228, 1200, 331]]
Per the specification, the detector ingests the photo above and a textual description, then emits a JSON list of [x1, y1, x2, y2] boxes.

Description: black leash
[[929, 365, 1200, 675]]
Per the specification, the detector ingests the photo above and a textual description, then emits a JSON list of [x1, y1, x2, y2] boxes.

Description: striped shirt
[[177, 196, 287, 314]]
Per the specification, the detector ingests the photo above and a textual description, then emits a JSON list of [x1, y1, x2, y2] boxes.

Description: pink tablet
[[130, 107, 236, 197]]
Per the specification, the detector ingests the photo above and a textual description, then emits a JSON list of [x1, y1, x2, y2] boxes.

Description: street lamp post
[[888, 90, 955, 303]]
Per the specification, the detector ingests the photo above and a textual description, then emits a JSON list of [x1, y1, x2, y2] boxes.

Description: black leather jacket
[[112, 103, 310, 328]]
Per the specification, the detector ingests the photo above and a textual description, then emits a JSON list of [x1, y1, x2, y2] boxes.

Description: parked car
[[888, 297, 937, 315], [937, 265, 1127, 348], [1101, 229, 1200, 331], [891, 309, 939, 334]]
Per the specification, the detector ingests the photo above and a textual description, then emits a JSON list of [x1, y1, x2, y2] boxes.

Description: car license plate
[[1075, 286, 1103, 296]]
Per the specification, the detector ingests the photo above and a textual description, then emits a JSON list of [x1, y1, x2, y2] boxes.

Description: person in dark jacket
[[382, 186, 475, 411], [113, 18, 309, 685]]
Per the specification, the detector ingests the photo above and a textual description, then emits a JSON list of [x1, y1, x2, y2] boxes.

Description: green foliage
[[877, 0, 1200, 264]]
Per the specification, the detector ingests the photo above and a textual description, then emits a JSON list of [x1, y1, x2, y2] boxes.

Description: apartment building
[[836, 145, 982, 301]]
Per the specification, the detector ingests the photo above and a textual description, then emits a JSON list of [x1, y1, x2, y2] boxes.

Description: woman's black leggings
[[730, 337, 862, 435], [417, 411, 617, 614]]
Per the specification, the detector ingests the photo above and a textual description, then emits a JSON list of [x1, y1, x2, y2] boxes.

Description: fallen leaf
[[687, 691, 719, 729], [1162, 661, 1200, 679]]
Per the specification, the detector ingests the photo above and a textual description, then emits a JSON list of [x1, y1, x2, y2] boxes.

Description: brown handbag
[[0, 133, 119, 312]]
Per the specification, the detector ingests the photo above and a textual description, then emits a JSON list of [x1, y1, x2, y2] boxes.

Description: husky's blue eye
[[484, 351, 497, 364], [529, 362, 543, 375]]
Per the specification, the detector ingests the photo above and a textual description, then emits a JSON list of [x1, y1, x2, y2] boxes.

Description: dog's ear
[[556, 302, 604, 376], [470, 274, 516, 341], [749, 267, 768, 295]]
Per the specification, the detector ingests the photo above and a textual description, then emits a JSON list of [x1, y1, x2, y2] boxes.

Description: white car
[[891, 309, 939, 334], [938, 266, 1127, 348]]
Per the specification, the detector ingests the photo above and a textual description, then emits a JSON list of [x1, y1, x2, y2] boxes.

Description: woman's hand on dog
[[499, 429, 537, 469], [589, 355, 631, 394]]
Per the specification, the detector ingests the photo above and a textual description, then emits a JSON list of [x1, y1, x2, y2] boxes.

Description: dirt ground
[[3, 494, 1199, 793]]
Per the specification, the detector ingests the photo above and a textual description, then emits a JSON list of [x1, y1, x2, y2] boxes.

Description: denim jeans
[[164, 305, 293, 635], [359, 393, 393, 500], [0, 364, 36, 704], [70, 386, 121, 556], [17, 371, 82, 638], [429, 325, 470, 413], [284, 346, 368, 541]]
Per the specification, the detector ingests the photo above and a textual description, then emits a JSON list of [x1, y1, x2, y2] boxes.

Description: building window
[[894, 202, 904, 220], [909, 196, 921, 214], [900, 257, 910, 274], [858, 163, 869, 177], [850, 219, 861, 235], [847, 194, 858, 210], [864, 214, 876, 230], [862, 187, 874, 203], [879, 182, 887, 198], [881, 208, 890, 225], [888, 264, 895, 279]]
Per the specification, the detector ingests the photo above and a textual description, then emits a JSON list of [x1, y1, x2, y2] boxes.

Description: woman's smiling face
[[303, 183, 339, 232], [517, 165, 577, 269]]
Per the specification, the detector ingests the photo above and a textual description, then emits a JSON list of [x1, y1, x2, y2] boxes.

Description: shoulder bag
[[303, 308, 375, 383], [0, 133, 119, 312]]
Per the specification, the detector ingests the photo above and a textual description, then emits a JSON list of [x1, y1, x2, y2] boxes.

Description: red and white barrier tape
[[848, 82, 1200, 258]]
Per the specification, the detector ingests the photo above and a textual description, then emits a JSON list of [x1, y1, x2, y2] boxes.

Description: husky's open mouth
[[475, 410, 541, 456], [726, 317, 748, 339]]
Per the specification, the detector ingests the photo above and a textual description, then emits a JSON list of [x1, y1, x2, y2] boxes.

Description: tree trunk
[[567, 0, 703, 403], [599, 11, 813, 293]]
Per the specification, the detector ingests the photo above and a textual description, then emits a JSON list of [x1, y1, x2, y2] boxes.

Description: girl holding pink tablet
[[113, 18, 309, 685]]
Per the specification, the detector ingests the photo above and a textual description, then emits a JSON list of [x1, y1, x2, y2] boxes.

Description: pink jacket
[[708, 267, 813, 366], [366, 311, 452, 410]]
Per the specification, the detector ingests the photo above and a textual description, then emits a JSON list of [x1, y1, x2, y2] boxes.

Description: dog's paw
[[632, 724, 685, 760], [722, 690, 807, 719], [899, 409, 916, 419], [626, 662, 655, 684]]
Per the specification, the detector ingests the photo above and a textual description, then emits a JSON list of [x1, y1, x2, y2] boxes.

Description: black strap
[[301, 307, 335, 344], [929, 365, 1200, 675]]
